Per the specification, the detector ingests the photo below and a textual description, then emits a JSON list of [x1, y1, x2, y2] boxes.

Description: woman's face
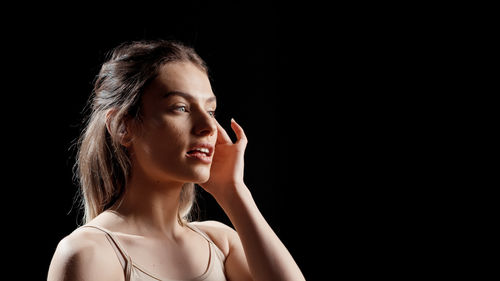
[[127, 62, 217, 184]]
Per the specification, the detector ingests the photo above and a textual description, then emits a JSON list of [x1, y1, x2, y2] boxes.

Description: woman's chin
[[188, 169, 210, 183], [193, 174, 210, 184]]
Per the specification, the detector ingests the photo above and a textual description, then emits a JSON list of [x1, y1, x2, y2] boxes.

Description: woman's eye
[[174, 106, 187, 112], [208, 111, 216, 117]]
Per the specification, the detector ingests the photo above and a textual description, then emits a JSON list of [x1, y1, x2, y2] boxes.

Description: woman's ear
[[105, 108, 134, 148]]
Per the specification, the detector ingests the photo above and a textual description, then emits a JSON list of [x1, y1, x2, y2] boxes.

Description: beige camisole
[[81, 224, 227, 281]]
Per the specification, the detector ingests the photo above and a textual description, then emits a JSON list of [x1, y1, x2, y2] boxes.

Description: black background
[[1, 1, 446, 280], [0, 2, 327, 280]]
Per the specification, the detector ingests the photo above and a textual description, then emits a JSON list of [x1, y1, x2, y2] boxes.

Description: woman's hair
[[74, 40, 207, 225]]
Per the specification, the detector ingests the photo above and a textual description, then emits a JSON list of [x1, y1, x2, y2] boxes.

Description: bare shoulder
[[47, 227, 123, 281], [190, 220, 239, 256]]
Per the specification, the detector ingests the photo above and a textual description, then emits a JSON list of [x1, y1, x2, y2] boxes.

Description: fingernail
[[231, 118, 235, 123]]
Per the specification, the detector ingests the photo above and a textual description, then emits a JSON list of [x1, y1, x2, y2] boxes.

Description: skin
[[47, 62, 305, 281]]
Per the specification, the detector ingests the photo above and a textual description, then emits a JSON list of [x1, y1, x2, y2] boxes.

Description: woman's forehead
[[147, 62, 215, 101]]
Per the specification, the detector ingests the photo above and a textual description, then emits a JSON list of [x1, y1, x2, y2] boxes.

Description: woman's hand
[[200, 118, 248, 199]]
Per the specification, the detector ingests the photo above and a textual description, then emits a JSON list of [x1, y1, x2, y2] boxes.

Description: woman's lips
[[186, 151, 212, 164], [186, 144, 214, 164]]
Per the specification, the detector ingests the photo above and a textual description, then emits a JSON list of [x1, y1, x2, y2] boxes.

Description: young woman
[[47, 40, 305, 281]]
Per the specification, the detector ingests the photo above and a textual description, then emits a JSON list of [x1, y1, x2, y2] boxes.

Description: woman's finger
[[216, 119, 233, 144], [231, 118, 248, 145]]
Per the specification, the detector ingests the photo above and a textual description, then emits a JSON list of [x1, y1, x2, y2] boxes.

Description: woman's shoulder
[[190, 220, 239, 256], [56, 226, 113, 254], [47, 226, 123, 281]]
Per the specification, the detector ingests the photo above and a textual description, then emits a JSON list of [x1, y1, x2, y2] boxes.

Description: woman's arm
[[201, 119, 305, 281], [220, 183, 305, 281]]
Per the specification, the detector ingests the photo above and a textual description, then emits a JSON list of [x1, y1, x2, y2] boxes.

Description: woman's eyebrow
[[163, 91, 216, 103]]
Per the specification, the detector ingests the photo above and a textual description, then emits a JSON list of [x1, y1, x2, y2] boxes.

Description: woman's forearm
[[216, 184, 305, 281]]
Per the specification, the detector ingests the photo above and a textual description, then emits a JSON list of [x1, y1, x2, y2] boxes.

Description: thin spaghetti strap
[[80, 225, 132, 280], [187, 223, 212, 241], [187, 223, 227, 263]]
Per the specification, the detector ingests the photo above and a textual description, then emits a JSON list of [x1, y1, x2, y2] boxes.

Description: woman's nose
[[193, 110, 217, 137]]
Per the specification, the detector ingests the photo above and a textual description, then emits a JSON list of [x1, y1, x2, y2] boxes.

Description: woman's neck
[[109, 168, 186, 239]]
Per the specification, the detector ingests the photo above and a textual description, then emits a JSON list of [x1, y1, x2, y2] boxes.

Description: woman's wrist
[[213, 182, 252, 211]]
